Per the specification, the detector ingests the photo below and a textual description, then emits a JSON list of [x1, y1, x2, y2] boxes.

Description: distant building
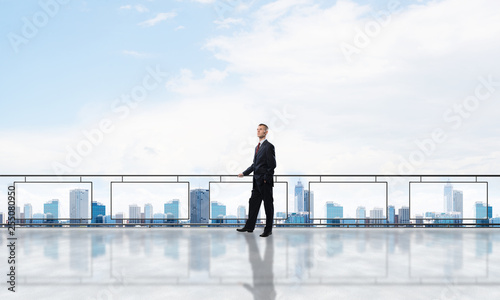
[[70, 189, 89, 224], [475, 202, 492, 227], [190, 189, 209, 224], [388, 205, 395, 224], [92, 201, 106, 223], [444, 182, 453, 213], [398, 206, 410, 225], [129, 205, 141, 224], [304, 189, 314, 220], [104, 215, 116, 224], [144, 203, 153, 223], [153, 213, 166, 224], [356, 206, 366, 226], [370, 207, 385, 226], [32, 213, 44, 224], [0, 212, 3, 224], [115, 213, 124, 225], [295, 180, 304, 212], [24, 204, 33, 220], [44, 199, 59, 223], [211, 201, 226, 224], [453, 190, 463, 217], [326, 202, 343, 225], [164, 199, 180, 219], [286, 212, 309, 224]]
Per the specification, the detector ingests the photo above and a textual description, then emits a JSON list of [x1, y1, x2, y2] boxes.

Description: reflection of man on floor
[[243, 234, 276, 300]]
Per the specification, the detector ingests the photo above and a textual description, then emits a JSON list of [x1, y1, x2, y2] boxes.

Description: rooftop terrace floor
[[1, 227, 499, 299]]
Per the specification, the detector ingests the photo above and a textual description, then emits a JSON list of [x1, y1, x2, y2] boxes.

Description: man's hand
[[238, 173, 244, 178]]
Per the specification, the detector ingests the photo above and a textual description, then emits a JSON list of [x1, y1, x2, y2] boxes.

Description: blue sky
[[1, 0, 500, 176]]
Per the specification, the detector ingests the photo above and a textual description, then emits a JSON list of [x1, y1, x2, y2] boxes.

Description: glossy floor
[[1, 228, 499, 299]]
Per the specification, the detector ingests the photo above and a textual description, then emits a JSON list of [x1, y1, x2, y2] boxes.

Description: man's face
[[257, 125, 267, 138]]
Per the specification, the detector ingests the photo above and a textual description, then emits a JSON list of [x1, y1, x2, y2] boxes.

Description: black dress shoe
[[260, 231, 272, 237], [236, 228, 253, 233]]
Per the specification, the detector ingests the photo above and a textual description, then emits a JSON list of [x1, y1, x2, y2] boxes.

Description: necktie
[[255, 143, 260, 154]]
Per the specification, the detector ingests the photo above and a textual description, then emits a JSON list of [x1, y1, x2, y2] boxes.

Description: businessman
[[237, 124, 276, 237]]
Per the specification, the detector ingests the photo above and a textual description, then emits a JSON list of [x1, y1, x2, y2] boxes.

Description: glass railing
[[2, 174, 499, 227]]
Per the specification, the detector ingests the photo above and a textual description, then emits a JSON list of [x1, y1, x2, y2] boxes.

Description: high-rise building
[[444, 182, 453, 213], [295, 180, 304, 212], [211, 201, 226, 224], [453, 190, 463, 217], [475, 201, 492, 227], [356, 206, 366, 225], [398, 206, 410, 225], [44, 199, 59, 223], [388, 205, 395, 224], [164, 199, 180, 219], [115, 213, 124, 225], [304, 189, 314, 220], [70, 189, 89, 223], [326, 202, 343, 225], [15, 206, 21, 220], [370, 207, 385, 226], [92, 201, 106, 223], [129, 205, 141, 224], [0, 212, 3, 224], [190, 189, 209, 224], [24, 203, 33, 220], [237, 205, 246, 219], [144, 203, 153, 223]]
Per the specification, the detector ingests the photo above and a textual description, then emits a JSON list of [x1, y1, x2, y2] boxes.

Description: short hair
[[258, 123, 269, 131]]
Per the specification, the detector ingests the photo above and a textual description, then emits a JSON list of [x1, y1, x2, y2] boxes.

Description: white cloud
[[119, 4, 149, 12], [138, 12, 177, 27], [214, 18, 244, 29], [2, 0, 500, 177], [175, 25, 185, 31]]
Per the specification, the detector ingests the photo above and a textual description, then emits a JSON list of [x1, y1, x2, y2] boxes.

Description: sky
[[1, 0, 500, 218]]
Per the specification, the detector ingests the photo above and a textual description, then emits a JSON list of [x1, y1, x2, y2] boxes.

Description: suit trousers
[[245, 177, 274, 232]]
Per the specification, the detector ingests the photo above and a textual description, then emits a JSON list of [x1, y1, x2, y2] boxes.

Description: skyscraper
[[453, 190, 463, 217], [24, 203, 33, 220], [388, 205, 395, 224], [444, 182, 453, 213], [398, 206, 410, 225], [15, 206, 21, 220], [304, 189, 314, 220], [129, 205, 141, 224], [92, 201, 106, 223], [295, 180, 304, 212], [164, 199, 180, 219], [475, 201, 492, 227], [0, 212, 3, 224], [237, 205, 246, 219], [190, 189, 209, 224], [144, 203, 153, 223], [370, 207, 385, 226], [211, 201, 226, 224], [326, 202, 343, 225], [70, 189, 89, 223], [356, 206, 366, 226], [44, 199, 59, 223]]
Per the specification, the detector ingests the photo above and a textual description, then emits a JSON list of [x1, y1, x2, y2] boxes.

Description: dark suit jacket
[[243, 140, 276, 186]]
